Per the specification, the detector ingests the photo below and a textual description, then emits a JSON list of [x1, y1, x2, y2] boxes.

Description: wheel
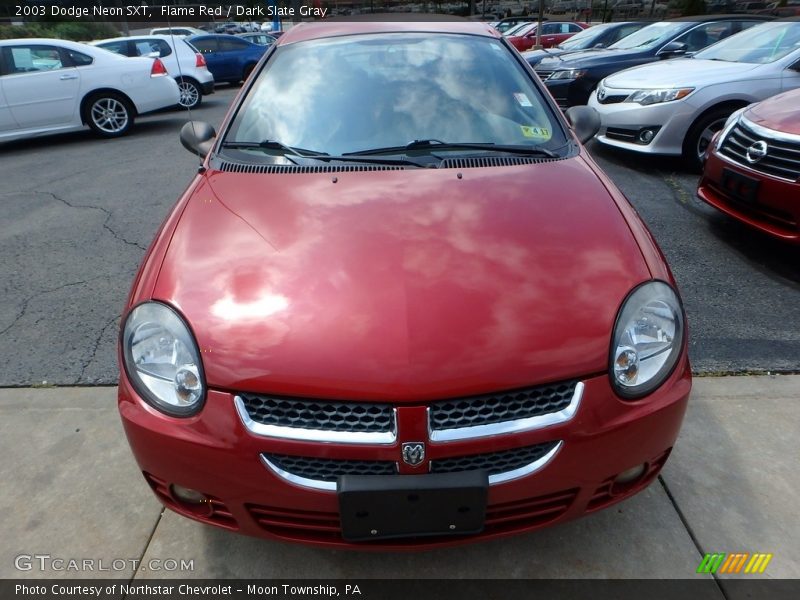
[[176, 78, 202, 109], [84, 93, 134, 138], [683, 107, 736, 172]]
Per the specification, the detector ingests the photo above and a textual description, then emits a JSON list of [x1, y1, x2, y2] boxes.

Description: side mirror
[[565, 106, 601, 144], [180, 121, 216, 158], [657, 41, 688, 58]]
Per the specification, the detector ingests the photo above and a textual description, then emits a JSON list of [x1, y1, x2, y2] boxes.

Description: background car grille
[[239, 394, 394, 433], [428, 380, 577, 432], [597, 93, 628, 105], [535, 69, 554, 80], [264, 454, 397, 482], [430, 441, 560, 475], [719, 122, 800, 182]]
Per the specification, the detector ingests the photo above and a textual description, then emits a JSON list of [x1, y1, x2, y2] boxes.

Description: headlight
[[610, 281, 685, 399], [715, 107, 747, 151], [624, 88, 694, 106], [122, 302, 206, 416], [547, 69, 587, 81]]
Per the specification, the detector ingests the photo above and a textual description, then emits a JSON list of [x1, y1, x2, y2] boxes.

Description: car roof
[[92, 35, 179, 44], [276, 19, 500, 46], [666, 13, 774, 21]]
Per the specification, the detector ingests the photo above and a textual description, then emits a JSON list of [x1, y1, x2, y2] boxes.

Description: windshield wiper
[[221, 140, 329, 157], [344, 139, 559, 158]]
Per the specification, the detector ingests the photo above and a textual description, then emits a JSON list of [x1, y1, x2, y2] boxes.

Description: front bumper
[[542, 78, 596, 109], [119, 360, 691, 549], [698, 149, 800, 243], [588, 90, 697, 156]]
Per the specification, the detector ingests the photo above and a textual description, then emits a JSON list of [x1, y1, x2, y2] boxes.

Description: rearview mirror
[[657, 41, 688, 58], [565, 106, 601, 144], [180, 121, 216, 158]]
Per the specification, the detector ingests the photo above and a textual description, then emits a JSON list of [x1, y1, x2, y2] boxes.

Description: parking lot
[[1, 85, 799, 584]]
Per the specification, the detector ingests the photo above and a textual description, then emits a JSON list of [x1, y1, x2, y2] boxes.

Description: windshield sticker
[[514, 93, 533, 107], [521, 125, 551, 140]]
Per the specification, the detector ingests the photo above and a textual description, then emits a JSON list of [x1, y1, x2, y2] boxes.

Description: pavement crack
[[128, 508, 165, 588], [658, 475, 730, 600], [77, 315, 120, 384]]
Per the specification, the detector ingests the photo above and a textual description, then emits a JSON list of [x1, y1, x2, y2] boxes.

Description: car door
[[218, 37, 254, 78], [0, 44, 80, 130], [191, 37, 226, 79], [540, 23, 561, 48], [0, 51, 18, 133]]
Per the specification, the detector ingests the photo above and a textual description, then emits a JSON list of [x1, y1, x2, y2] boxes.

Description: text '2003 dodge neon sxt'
[[118, 21, 691, 548]]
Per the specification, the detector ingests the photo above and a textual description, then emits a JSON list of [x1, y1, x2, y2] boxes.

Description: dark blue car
[[533, 16, 771, 108], [186, 34, 267, 84]]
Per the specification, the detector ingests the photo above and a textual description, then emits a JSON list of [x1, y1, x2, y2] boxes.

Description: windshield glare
[[609, 22, 688, 50], [694, 22, 800, 63], [559, 23, 613, 49], [227, 33, 565, 157]]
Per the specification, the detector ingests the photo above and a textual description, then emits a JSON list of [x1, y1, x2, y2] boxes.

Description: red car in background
[[118, 20, 690, 548], [507, 21, 590, 51], [698, 89, 800, 244]]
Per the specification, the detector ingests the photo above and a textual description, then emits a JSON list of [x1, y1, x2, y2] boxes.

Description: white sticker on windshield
[[514, 93, 533, 107]]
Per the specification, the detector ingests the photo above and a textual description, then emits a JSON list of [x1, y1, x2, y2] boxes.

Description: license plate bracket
[[337, 471, 488, 542], [721, 168, 760, 205]]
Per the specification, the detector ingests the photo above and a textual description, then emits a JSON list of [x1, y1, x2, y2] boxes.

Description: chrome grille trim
[[261, 455, 338, 491], [428, 381, 583, 442], [719, 117, 800, 183], [235, 396, 397, 445]]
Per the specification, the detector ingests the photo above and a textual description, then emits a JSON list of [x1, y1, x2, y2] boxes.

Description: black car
[[523, 21, 650, 69], [534, 15, 772, 108]]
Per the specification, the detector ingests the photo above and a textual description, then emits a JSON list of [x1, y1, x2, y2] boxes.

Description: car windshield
[[558, 23, 614, 49], [694, 22, 800, 63], [503, 22, 532, 36], [225, 32, 566, 159], [609, 22, 689, 50]]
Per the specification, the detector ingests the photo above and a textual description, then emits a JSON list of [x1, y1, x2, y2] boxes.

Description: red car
[[698, 89, 800, 244], [507, 21, 590, 51], [118, 21, 690, 548]]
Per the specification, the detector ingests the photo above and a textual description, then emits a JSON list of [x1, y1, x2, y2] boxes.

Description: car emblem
[[597, 87, 606, 101], [746, 141, 768, 164], [401, 442, 426, 467]]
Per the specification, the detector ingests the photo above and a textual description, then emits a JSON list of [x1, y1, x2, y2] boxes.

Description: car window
[[673, 22, 733, 53], [610, 22, 689, 50], [191, 38, 218, 53], [612, 23, 644, 44], [66, 49, 93, 66], [694, 21, 800, 63], [97, 40, 129, 56], [227, 33, 567, 157], [219, 38, 250, 51], [3, 45, 65, 73], [568, 24, 583, 33], [133, 39, 172, 58]]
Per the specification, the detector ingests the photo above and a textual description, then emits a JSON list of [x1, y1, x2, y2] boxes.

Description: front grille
[[429, 380, 577, 432], [535, 69, 554, 80], [431, 441, 560, 476], [264, 454, 397, 482], [239, 393, 394, 434], [598, 93, 628, 105], [719, 122, 800, 182]]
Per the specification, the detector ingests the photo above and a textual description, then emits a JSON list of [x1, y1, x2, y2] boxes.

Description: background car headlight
[[625, 88, 694, 106], [547, 69, 587, 81], [122, 302, 205, 416], [610, 281, 685, 399]]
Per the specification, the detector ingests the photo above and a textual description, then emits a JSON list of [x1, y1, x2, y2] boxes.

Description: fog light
[[171, 484, 208, 505], [615, 463, 647, 484], [638, 128, 656, 144]]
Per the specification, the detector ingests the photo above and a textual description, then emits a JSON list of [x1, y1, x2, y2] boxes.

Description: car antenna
[[166, 16, 204, 171]]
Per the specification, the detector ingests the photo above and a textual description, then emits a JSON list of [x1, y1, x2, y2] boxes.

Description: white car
[[0, 39, 179, 142], [92, 35, 214, 109], [589, 20, 800, 168], [150, 27, 206, 37]]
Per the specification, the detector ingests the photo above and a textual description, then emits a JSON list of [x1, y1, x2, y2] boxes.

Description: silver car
[[589, 19, 800, 169]]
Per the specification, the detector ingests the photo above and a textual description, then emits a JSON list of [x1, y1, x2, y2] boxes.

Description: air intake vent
[[439, 156, 558, 169], [218, 162, 405, 174]]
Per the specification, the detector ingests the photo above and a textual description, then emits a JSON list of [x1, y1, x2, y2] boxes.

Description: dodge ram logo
[[401, 442, 425, 467]]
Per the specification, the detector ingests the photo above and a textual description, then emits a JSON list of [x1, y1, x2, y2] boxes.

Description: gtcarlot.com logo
[[697, 552, 773, 574], [14, 554, 194, 572]]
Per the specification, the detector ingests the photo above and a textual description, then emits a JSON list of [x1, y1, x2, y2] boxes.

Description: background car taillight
[[150, 58, 168, 77], [195, 53, 207, 69]]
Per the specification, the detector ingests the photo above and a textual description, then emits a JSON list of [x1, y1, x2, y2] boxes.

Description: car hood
[[603, 59, 762, 89], [745, 88, 800, 136], [153, 157, 651, 400], [536, 47, 641, 70]]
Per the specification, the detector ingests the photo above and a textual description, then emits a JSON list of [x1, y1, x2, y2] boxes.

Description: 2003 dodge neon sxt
[[118, 21, 691, 548]]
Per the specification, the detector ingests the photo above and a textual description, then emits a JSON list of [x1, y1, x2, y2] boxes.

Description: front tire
[[683, 107, 734, 172], [176, 78, 202, 109], [84, 93, 134, 138]]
